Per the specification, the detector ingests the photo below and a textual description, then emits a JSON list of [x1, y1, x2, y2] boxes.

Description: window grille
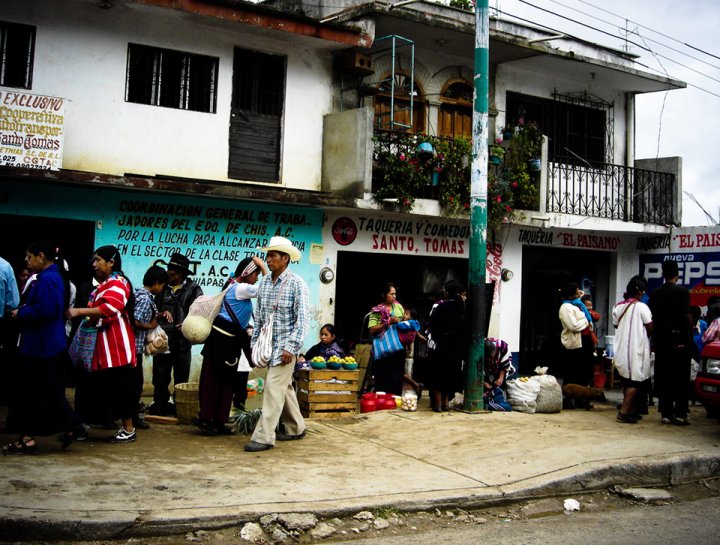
[[0, 21, 35, 89], [126, 43, 218, 113]]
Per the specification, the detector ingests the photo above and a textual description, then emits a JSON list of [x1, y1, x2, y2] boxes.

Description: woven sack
[[252, 313, 274, 368], [530, 373, 562, 413], [181, 287, 229, 344]]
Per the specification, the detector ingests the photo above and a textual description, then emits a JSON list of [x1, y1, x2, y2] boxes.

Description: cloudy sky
[[495, 0, 720, 226]]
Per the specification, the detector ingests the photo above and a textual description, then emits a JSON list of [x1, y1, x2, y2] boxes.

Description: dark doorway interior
[[519, 245, 610, 376], [0, 214, 96, 289], [334, 251, 469, 348]]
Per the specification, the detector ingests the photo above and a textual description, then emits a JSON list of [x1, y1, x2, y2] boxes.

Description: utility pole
[[463, 0, 489, 412]]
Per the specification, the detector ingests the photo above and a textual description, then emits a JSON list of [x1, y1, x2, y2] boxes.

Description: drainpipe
[[464, 0, 489, 412], [625, 92, 635, 221]]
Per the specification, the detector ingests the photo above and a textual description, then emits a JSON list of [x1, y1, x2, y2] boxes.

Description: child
[[397, 309, 426, 399], [397, 308, 424, 347], [133, 265, 169, 430], [300, 323, 345, 362]]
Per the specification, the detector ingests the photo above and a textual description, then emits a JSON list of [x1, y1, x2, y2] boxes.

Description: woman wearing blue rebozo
[[195, 256, 267, 435]]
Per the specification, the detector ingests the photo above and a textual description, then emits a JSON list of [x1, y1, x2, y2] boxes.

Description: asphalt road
[[326, 494, 720, 545]]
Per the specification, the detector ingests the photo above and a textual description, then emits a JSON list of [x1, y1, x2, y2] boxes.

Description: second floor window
[[0, 21, 35, 89], [125, 44, 218, 113]]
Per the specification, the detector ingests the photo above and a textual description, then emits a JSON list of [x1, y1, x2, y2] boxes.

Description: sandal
[[3, 436, 37, 455]]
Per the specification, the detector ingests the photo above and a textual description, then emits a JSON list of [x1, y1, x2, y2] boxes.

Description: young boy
[[133, 265, 169, 429]]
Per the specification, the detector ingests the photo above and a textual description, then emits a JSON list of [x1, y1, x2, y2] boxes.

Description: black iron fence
[[547, 158, 676, 225]]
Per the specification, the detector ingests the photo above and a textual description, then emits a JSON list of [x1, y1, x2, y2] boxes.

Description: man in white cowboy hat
[[244, 236, 309, 452], [149, 253, 203, 416]]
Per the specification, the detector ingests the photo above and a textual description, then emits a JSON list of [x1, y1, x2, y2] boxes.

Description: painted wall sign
[[517, 228, 622, 251], [2, 181, 322, 296], [0, 88, 65, 171], [639, 227, 720, 307], [325, 212, 470, 257], [640, 252, 720, 307], [107, 197, 321, 291]]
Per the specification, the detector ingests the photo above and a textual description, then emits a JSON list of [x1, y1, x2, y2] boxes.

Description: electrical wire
[[494, 2, 720, 99], [542, 0, 720, 72]]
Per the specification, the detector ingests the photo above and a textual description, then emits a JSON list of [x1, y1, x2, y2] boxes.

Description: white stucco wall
[[6, 0, 334, 189]]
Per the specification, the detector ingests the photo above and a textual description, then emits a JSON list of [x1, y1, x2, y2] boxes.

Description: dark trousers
[[562, 345, 593, 387], [152, 350, 191, 405], [134, 352, 145, 415], [7, 352, 82, 436], [655, 346, 690, 419], [198, 357, 235, 424], [233, 371, 250, 409], [373, 350, 406, 395]]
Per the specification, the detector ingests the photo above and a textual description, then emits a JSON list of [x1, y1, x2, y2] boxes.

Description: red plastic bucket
[[593, 371, 607, 389]]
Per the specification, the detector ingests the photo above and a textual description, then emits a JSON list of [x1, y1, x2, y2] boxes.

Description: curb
[[2, 452, 718, 541]]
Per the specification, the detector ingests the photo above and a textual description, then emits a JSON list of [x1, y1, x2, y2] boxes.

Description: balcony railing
[[371, 130, 676, 226], [547, 158, 676, 225]]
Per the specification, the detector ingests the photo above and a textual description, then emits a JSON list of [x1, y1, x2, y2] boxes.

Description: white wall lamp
[[320, 267, 335, 284], [501, 268, 514, 282]]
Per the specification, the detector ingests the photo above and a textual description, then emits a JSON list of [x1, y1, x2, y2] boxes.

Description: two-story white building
[[1, 0, 691, 379]]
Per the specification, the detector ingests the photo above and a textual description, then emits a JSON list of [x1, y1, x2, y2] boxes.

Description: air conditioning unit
[[342, 51, 374, 76]]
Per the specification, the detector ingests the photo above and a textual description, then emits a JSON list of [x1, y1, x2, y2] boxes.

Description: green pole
[[463, 0, 489, 412]]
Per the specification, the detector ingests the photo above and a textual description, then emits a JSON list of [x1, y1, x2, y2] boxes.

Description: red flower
[[449, 196, 454, 202], [512, 182, 518, 188], [399, 153, 406, 161], [463, 202, 470, 210], [496, 195, 502, 203], [505, 205, 512, 212]]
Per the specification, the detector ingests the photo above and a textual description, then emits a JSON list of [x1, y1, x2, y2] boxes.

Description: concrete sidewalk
[[1, 397, 719, 541]]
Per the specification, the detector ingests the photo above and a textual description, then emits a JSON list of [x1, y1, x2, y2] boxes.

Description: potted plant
[[519, 122, 543, 171], [489, 141, 506, 165]]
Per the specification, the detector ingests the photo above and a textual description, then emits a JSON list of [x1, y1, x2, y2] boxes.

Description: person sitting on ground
[[483, 338, 516, 392]]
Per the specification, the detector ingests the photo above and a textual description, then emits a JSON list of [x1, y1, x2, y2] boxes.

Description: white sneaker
[[106, 427, 136, 443]]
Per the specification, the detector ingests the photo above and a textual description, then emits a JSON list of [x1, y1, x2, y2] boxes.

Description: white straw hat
[[260, 236, 302, 262]]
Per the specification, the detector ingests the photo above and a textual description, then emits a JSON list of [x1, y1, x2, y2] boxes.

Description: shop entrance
[[519, 246, 610, 376], [334, 251, 468, 348], [0, 214, 97, 288]]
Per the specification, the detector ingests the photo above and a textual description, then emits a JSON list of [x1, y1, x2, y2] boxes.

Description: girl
[[302, 323, 345, 362]]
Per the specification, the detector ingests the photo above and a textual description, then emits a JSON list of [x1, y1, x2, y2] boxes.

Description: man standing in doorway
[[648, 259, 693, 425], [149, 253, 203, 416], [244, 237, 309, 452]]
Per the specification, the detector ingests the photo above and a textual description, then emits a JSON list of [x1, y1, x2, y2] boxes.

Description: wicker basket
[[174, 382, 200, 424]]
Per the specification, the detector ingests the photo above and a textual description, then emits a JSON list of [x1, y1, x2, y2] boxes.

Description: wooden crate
[[297, 368, 359, 418]]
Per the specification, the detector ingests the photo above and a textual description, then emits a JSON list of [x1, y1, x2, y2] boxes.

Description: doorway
[[0, 214, 97, 289], [334, 251, 468, 347], [519, 246, 610, 376]]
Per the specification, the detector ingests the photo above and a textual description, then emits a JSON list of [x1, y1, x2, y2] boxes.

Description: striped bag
[[372, 324, 404, 360]]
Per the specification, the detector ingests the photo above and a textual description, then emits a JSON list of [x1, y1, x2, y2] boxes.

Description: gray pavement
[[1, 393, 720, 541]]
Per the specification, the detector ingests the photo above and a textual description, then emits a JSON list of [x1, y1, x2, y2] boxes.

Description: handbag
[[251, 275, 290, 368], [252, 312, 274, 368], [144, 325, 169, 356], [372, 323, 405, 360], [68, 322, 98, 372]]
